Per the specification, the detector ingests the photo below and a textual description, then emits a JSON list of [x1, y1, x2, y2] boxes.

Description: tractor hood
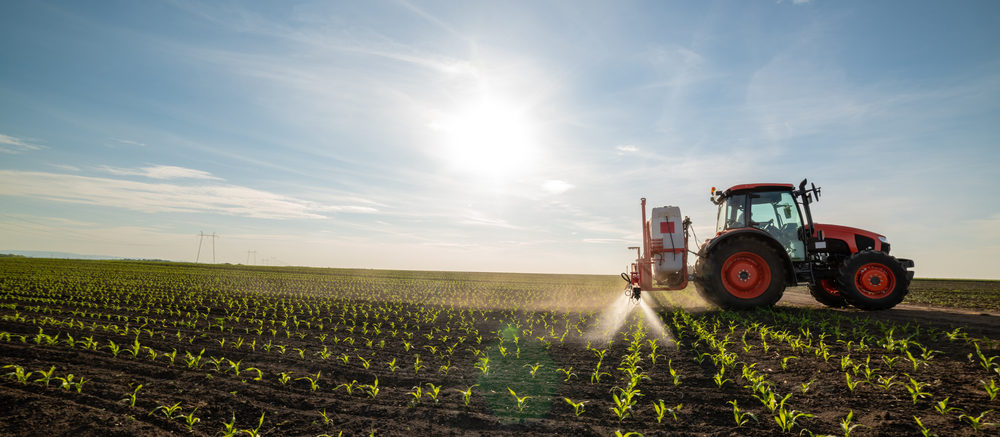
[[813, 223, 887, 252]]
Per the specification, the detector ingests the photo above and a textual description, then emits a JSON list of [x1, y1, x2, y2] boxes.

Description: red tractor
[[623, 179, 914, 310]]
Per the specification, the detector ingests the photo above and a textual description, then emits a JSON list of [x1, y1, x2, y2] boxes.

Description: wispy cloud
[[0, 133, 43, 154], [0, 170, 375, 220], [616, 145, 638, 154], [101, 165, 223, 180], [111, 138, 146, 147], [459, 211, 522, 229], [542, 180, 574, 195]]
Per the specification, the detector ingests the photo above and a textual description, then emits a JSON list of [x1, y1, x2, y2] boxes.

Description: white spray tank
[[649, 206, 685, 282]]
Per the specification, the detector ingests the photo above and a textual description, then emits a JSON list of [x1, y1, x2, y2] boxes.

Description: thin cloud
[[0, 133, 43, 154], [542, 180, 574, 195], [112, 138, 147, 147], [616, 145, 638, 154], [0, 170, 375, 220], [101, 165, 223, 180]]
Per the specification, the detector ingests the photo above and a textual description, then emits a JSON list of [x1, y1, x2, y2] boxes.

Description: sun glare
[[430, 95, 538, 182]]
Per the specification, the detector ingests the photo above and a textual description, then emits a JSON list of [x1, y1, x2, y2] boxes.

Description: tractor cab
[[712, 184, 805, 262]]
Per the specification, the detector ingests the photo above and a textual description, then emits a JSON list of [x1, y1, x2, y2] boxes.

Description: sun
[[429, 94, 539, 182]]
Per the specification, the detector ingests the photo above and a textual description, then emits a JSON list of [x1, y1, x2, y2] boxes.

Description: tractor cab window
[[716, 193, 747, 233], [750, 191, 805, 260]]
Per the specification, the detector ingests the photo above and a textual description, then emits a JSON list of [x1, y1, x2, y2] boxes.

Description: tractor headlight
[[877, 236, 888, 243]]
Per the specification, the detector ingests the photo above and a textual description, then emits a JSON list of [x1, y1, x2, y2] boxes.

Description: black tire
[[808, 279, 848, 308], [693, 236, 786, 310], [836, 250, 909, 311]]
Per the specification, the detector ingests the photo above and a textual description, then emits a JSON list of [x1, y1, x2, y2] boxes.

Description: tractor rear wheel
[[808, 279, 848, 308], [836, 250, 909, 311], [695, 236, 786, 309]]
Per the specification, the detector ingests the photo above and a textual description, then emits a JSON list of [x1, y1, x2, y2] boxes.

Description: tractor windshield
[[750, 191, 805, 260]]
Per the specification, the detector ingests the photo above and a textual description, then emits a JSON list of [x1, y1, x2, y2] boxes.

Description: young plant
[[454, 385, 477, 407], [904, 375, 931, 404], [334, 380, 358, 395], [297, 371, 322, 391], [982, 378, 999, 400], [362, 376, 380, 399], [958, 410, 995, 433], [121, 383, 142, 408], [508, 387, 531, 413], [563, 397, 586, 416], [424, 383, 442, 404], [840, 410, 868, 437], [728, 400, 756, 427], [408, 385, 423, 406], [3, 365, 33, 384], [913, 416, 935, 437], [34, 366, 57, 387], [934, 397, 964, 415], [557, 367, 577, 382], [181, 407, 200, 430], [780, 356, 798, 371], [278, 372, 293, 385], [240, 412, 266, 437], [653, 399, 682, 423], [524, 362, 543, 378], [150, 401, 183, 420]]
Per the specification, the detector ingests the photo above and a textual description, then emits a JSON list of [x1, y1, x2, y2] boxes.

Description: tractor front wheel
[[695, 236, 786, 309], [836, 250, 909, 310], [808, 279, 848, 308]]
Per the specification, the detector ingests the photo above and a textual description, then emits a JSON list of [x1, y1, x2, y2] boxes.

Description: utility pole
[[246, 250, 256, 265], [196, 232, 219, 263]]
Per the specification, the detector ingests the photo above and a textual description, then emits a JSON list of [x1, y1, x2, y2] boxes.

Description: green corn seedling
[[34, 366, 57, 387], [334, 380, 358, 395], [780, 356, 798, 371], [362, 377, 380, 399], [904, 375, 931, 404], [121, 383, 142, 407], [958, 410, 994, 432], [933, 397, 964, 415], [181, 407, 200, 430], [913, 416, 935, 437], [840, 410, 867, 437], [454, 385, 477, 406], [297, 371, 321, 391], [524, 362, 543, 378], [982, 378, 999, 400], [557, 366, 577, 382], [408, 385, 423, 406], [278, 372, 293, 385], [4, 365, 33, 384], [652, 399, 682, 423], [150, 401, 183, 420], [508, 387, 531, 413], [241, 412, 266, 437], [563, 397, 586, 416], [728, 400, 756, 427], [425, 383, 442, 404]]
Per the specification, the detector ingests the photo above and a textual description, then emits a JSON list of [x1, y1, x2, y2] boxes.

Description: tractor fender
[[699, 228, 795, 284]]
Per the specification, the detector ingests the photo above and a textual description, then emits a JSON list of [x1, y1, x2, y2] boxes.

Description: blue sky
[[1, 1, 998, 278]]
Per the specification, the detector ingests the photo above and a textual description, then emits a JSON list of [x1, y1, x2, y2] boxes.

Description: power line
[[195, 231, 219, 263], [246, 250, 256, 265]]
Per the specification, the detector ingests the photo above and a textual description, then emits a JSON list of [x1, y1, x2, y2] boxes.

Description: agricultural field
[[1, 258, 999, 436]]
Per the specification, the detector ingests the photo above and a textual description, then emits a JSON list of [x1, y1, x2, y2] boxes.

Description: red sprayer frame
[[629, 198, 689, 292]]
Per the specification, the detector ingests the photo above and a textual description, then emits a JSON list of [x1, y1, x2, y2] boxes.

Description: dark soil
[[1, 259, 998, 436]]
